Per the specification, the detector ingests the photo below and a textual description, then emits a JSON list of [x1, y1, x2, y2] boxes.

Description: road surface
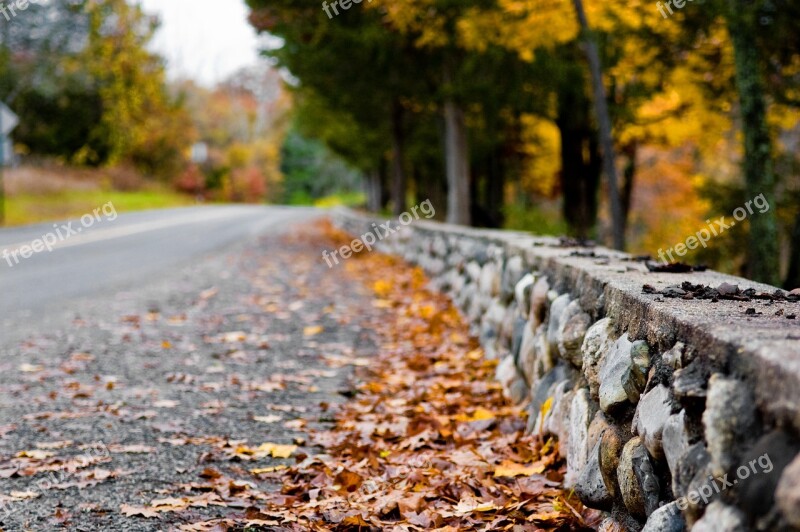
[[0, 205, 318, 345]]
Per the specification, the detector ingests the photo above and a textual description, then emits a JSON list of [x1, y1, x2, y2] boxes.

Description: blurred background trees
[[0, 0, 797, 287], [246, 0, 799, 286]]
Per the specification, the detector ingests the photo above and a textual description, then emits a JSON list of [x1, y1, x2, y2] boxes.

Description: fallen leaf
[[493, 459, 546, 478]]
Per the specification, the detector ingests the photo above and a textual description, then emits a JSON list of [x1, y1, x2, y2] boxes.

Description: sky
[[137, 0, 265, 87]]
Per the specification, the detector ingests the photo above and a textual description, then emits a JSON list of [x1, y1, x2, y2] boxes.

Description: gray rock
[[466, 261, 481, 283], [673, 358, 710, 399], [499, 305, 517, 351], [508, 376, 530, 405], [529, 276, 550, 329], [776, 451, 800, 528], [558, 301, 591, 368], [576, 438, 614, 510], [565, 388, 593, 488], [478, 320, 498, 352], [702, 375, 757, 477], [662, 341, 686, 370], [541, 381, 574, 458], [598, 427, 624, 498], [546, 294, 571, 360], [581, 318, 615, 399], [642, 502, 685, 532], [528, 364, 576, 433], [634, 384, 674, 460], [514, 273, 535, 319], [533, 323, 556, 380], [446, 251, 464, 268], [588, 410, 614, 451], [479, 262, 500, 297], [691, 501, 746, 532], [632, 442, 661, 517], [501, 255, 525, 301], [663, 410, 691, 476], [618, 436, 659, 518], [495, 355, 518, 391], [737, 430, 799, 519], [431, 235, 448, 257], [626, 340, 651, 403], [673, 442, 710, 501], [598, 334, 651, 412], [517, 323, 536, 385]]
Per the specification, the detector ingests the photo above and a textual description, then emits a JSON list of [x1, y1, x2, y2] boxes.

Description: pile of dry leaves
[[178, 224, 593, 531]]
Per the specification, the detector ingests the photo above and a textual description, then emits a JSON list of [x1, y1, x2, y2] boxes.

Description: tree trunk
[[484, 144, 506, 228], [557, 75, 600, 240], [621, 141, 637, 235], [365, 168, 382, 213], [785, 211, 800, 289], [444, 97, 471, 225], [725, 0, 780, 285], [571, 0, 625, 250], [390, 99, 407, 216]]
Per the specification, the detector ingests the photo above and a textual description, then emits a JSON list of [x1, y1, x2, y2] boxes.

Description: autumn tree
[[83, 0, 192, 178]]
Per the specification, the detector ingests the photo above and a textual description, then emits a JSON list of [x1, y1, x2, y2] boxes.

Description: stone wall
[[333, 209, 800, 531]]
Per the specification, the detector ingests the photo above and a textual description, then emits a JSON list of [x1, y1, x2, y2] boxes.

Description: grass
[[313, 191, 366, 209], [4, 188, 196, 227], [503, 201, 569, 237]]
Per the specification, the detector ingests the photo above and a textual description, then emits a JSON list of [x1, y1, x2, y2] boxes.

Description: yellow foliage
[[519, 114, 561, 197]]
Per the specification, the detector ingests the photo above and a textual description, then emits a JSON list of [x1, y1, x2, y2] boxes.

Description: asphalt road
[[0, 205, 319, 344]]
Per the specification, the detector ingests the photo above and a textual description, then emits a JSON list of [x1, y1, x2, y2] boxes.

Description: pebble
[[546, 294, 571, 361], [529, 276, 550, 329], [618, 436, 659, 518], [691, 501, 747, 532], [702, 374, 757, 476], [564, 388, 593, 488], [662, 410, 691, 476], [776, 450, 800, 527], [514, 273, 535, 318], [576, 438, 614, 509], [634, 384, 674, 460], [598, 334, 650, 412], [581, 318, 615, 399], [557, 301, 591, 368], [641, 502, 685, 532]]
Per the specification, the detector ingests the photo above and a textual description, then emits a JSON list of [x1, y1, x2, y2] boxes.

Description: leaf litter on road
[[177, 222, 594, 531]]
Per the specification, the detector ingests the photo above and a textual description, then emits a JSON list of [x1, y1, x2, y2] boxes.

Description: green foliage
[[1, 0, 191, 178], [279, 129, 364, 205]]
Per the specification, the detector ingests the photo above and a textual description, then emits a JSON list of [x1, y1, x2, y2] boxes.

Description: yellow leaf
[[454, 407, 496, 422], [373, 280, 393, 297], [16, 450, 54, 460], [540, 397, 554, 418], [256, 443, 297, 459], [494, 459, 546, 478], [303, 326, 323, 337], [270, 444, 297, 459], [250, 465, 287, 474]]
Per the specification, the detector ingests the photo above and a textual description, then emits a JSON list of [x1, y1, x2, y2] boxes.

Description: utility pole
[[0, 104, 4, 226]]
